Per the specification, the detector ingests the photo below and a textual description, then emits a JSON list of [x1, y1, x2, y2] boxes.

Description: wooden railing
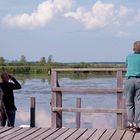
[[51, 68, 126, 129]]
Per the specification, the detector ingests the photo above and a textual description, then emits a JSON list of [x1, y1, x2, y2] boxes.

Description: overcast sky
[[0, 0, 140, 62]]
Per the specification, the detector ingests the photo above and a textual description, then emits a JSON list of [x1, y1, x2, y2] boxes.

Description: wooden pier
[[1, 68, 137, 139], [0, 127, 139, 140]]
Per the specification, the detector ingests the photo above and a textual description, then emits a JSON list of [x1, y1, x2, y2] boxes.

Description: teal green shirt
[[125, 53, 140, 77]]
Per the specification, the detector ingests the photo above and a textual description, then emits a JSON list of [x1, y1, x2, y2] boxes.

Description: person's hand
[[8, 74, 12, 79]]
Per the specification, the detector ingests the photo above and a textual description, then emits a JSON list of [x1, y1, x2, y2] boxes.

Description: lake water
[[13, 74, 124, 128]]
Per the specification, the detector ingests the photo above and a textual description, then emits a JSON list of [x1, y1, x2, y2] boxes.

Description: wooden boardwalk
[[0, 127, 139, 140]]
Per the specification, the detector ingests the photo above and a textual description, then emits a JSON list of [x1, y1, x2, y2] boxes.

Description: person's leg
[[7, 110, 16, 127], [124, 78, 135, 126], [134, 78, 140, 127], [1, 112, 7, 127]]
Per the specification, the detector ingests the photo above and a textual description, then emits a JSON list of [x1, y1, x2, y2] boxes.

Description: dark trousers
[[2, 110, 16, 127]]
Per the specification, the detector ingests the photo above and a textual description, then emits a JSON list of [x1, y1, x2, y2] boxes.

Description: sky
[[0, 0, 140, 63]]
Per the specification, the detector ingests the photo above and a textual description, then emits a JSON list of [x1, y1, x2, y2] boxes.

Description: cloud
[[16, 109, 51, 127], [133, 10, 140, 24], [117, 5, 133, 18], [36, 110, 51, 127], [2, 0, 73, 29], [116, 31, 130, 38], [1, 0, 136, 30], [64, 1, 133, 29]]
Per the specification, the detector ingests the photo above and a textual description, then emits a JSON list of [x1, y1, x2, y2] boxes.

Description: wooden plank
[[33, 128, 59, 140], [10, 128, 40, 140], [52, 107, 125, 113], [88, 129, 106, 140], [21, 128, 50, 140], [52, 87, 123, 93], [55, 128, 77, 140], [77, 129, 96, 140], [52, 68, 126, 72], [110, 129, 125, 140], [99, 129, 116, 140], [55, 80, 62, 128], [121, 130, 135, 140], [1, 128, 30, 140], [0, 127, 12, 134], [51, 70, 62, 128], [133, 132, 140, 140], [0, 128, 21, 138], [66, 129, 87, 140], [116, 70, 123, 129], [44, 128, 68, 140], [30, 97, 36, 127], [76, 98, 81, 128]]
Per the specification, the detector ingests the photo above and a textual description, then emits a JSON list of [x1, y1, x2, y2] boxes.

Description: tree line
[[0, 55, 125, 74], [0, 55, 54, 66]]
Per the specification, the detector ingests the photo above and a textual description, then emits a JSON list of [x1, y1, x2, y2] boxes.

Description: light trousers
[[124, 77, 140, 126]]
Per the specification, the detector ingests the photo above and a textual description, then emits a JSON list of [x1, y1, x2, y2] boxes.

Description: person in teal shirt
[[125, 41, 140, 132]]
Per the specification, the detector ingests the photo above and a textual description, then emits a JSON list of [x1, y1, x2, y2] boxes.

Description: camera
[[8, 74, 12, 78]]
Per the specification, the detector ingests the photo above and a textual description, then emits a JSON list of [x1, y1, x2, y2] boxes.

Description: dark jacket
[[0, 77, 21, 111]]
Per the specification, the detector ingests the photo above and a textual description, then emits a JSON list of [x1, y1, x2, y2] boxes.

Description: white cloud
[[2, 0, 73, 29], [116, 31, 130, 38], [1, 0, 136, 30], [117, 5, 133, 18], [133, 10, 140, 24], [64, 1, 133, 29]]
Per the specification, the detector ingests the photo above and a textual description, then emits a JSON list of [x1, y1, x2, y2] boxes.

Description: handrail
[[52, 68, 126, 72], [51, 68, 126, 129], [52, 87, 123, 93], [52, 107, 125, 114]]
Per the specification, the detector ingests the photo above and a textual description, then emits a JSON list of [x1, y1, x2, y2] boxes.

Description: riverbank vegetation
[[0, 55, 125, 76]]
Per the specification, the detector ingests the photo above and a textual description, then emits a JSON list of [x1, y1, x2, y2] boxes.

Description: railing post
[[30, 97, 36, 127], [51, 69, 62, 128], [56, 80, 62, 128], [116, 69, 123, 129], [76, 98, 81, 128], [122, 96, 127, 128]]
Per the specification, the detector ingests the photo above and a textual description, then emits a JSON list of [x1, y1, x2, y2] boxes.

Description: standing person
[[0, 72, 21, 127], [124, 41, 140, 132]]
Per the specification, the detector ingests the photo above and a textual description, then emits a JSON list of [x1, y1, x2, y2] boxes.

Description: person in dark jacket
[[0, 72, 21, 127]]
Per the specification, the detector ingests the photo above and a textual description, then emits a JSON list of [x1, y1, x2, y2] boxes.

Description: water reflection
[[14, 74, 121, 128], [16, 109, 51, 127]]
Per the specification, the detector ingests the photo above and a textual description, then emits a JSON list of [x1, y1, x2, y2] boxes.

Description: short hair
[[1, 72, 8, 79], [133, 41, 140, 51]]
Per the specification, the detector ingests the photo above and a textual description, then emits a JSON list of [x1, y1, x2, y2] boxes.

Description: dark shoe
[[132, 127, 139, 133], [126, 124, 134, 131], [132, 123, 140, 133]]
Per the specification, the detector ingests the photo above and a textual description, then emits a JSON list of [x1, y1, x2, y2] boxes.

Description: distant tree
[[19, 55, 27, 65], [39, 57, 46, 65], [47, 55, 54, 63], [0, 57, 5, 65]]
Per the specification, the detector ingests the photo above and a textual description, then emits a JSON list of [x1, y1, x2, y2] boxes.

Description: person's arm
[[125, 56, 128, 67], [10, 76, 21, 89]]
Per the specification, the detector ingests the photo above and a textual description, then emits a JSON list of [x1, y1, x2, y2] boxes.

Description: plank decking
[[0, 127, 139, 140]]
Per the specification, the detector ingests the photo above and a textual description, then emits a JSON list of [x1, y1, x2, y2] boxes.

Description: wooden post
[[51, 69, 62, 128], [122, 97, 127, 128], [30, 97, 35, 127], [56, 80, 62, 128], [116, 70, 123, 129], [76, 98, 81, 128]]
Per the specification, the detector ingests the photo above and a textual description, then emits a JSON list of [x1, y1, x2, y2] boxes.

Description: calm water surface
[[14, 75, 124, 128]]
